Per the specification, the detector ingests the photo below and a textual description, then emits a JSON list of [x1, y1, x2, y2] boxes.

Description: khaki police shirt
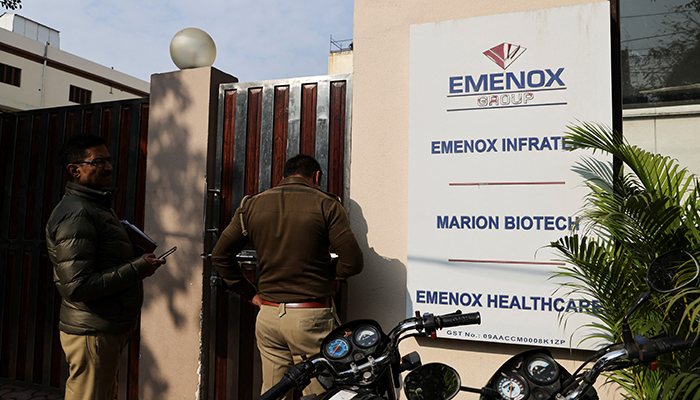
[[211, 176, 364, 303]]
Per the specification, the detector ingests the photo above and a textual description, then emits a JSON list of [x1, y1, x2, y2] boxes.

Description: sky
[[7, 0, 354, 83]]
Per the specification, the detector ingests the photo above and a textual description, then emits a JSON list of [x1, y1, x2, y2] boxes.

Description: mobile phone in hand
[[158, 246, 177, 259]]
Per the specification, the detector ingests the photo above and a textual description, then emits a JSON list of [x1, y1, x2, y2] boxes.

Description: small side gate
[[0, 98, 150, 399], [203, 73, 352, 400]]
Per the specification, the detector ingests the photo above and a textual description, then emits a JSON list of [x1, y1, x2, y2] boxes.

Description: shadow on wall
[[137, 71, 208, 397], [136, 339, 169, 398], [346, 199, 406, 328]]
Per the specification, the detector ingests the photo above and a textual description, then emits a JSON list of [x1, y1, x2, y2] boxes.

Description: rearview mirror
[[404, 363, 461, 400], [647, 249, 699, 293]]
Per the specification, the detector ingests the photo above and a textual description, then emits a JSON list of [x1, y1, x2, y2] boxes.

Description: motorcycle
[[402, 249, 700, 400], [256, 310, 482, 400]]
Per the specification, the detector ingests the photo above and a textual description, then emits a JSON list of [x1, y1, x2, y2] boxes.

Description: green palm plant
[[549, 122, 700, 399]]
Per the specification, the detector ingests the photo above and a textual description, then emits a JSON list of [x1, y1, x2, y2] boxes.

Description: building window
[[0, 63, 21, 87], [621, 0, 700, 107], [69, 85, 92, 104]]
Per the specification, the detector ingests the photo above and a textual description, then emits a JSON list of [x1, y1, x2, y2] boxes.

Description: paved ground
[[0, 380, 62, 400]]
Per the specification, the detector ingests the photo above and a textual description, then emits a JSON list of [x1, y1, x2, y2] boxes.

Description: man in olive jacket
[[212, 154, 364, 398], [45, 134, 165, 400]]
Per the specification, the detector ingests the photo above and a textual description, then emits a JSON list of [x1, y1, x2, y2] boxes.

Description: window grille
[[69, 85, 92, 104], [0, 63, 21, 87]]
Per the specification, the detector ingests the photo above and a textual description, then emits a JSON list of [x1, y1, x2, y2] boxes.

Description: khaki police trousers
[[60, 330, 131, 400], [256, 303, 340, 399]]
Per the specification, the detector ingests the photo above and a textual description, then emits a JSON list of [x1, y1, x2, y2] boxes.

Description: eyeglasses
[[73, 157, 113, 167]]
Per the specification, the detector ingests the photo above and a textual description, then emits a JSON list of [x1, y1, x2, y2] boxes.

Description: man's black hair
[[283, 154, 322, 178], [59, 134, 108, 171]]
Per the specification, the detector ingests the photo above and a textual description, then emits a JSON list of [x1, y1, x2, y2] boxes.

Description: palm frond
[[659, 372, 700, 400], [551, 122, 700, 399]]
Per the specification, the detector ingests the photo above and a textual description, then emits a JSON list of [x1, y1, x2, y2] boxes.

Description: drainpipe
[[41, 42, 47, 107]]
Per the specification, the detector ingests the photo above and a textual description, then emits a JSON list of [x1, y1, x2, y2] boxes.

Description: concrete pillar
[[140, 66, 237, 399]]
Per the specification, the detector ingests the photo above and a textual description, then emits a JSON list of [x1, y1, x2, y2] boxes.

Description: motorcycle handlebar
[[641, 332, 700, 361], [565, 332, 700, 400], [437, 311, 481, 328], [257, 375, 296, 400], [257, 361, 314, 400], [256, 310, 480, 400]]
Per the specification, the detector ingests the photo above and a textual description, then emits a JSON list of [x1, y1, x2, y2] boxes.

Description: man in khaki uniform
[[212, 154, 364, 398]]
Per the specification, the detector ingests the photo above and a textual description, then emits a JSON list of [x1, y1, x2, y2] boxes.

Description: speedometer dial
[[496, 375, 528, 400], [526, 355, 559, 385], [354, 325, 379, 348], [325, 338, 350, 359]]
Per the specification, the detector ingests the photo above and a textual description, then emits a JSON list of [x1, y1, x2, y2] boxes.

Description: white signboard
[[407, 3, 612, 350]]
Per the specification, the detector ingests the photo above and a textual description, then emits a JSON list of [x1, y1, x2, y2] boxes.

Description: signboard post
[[407, 2, 612, 350]]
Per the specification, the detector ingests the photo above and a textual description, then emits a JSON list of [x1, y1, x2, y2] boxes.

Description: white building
[[0, 13, 149, 113]]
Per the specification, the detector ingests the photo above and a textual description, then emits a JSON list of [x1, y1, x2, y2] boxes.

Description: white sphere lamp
[[169, 28, 217, 69]]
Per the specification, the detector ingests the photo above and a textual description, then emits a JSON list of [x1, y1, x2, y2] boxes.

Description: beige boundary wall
[[624, 105, 700, 175], [142, 67, 236, 399]]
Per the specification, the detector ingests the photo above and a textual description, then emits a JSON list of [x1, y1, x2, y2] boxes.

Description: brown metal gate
[[203, 73, 352, 400], [0, 98, 150, 399]]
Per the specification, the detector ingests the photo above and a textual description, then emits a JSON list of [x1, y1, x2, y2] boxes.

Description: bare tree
[[1, 0, 21, 10], [624, 1, 700, 102]]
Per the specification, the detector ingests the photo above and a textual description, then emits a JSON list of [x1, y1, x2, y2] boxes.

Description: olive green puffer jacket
[[45, 181, 151, 335]]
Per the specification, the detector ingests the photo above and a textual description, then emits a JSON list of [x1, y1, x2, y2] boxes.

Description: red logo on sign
[[483, 43, 527, 70]]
